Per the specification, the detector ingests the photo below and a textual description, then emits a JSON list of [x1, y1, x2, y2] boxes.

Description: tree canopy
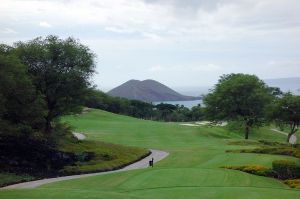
[[0, 36, 97, 174], [203, 73, 273, 139], [13, 36, 96, 132], [0, 45, 46, 136], [268, 93, 300, 142]]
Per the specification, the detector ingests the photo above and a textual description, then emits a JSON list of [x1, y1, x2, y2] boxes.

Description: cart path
[[2, 149, 169, 189], [270, 128, 297, 144]]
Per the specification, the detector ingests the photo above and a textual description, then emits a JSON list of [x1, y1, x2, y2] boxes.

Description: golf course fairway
[[1, 109, 300, 199]]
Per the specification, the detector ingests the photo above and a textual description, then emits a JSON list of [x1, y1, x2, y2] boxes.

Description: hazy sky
[[1, 0, 300, 92]]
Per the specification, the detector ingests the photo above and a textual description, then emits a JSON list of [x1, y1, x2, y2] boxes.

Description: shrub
[[272, 160, 300, 179], [284, 179, 300, 189], [222, 165, 276, 177]]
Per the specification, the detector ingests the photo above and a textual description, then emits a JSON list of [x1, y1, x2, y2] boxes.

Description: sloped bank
[[2, 149, 169, 189]]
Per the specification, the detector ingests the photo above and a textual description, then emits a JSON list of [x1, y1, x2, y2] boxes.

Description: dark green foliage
[[13, 35, 96, 132], [204, 73, 274, 139], [272, 160, 300, 179], [155, 103, 177, 121], [0, 48, 46, 135], [267, 93, 300, 142], [0, 134, 76, 175], [84, 88, 155, 119], [189, 105, 204, 121]]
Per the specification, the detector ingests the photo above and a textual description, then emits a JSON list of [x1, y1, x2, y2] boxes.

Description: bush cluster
[[223, 159, 300, 189], [272, 160, 300, 179], [0, 134, 76, 176], [284, 179, 300, 189]]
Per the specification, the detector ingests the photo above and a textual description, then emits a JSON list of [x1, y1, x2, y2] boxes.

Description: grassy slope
[[1, 109, 300, 199], [59, 140, 149, 174]]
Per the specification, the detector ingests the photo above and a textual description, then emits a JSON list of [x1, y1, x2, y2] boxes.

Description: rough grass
[[59, 140, 149, 174], [222, 165, 276, 177], [226, 140, 300, 159], [285, 179, 300, 189]]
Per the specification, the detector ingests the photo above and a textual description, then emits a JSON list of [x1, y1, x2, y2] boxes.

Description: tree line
[[83, 88, 204, 122]]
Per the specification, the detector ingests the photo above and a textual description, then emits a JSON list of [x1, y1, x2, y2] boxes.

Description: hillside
[[107, 79, 200, 102]]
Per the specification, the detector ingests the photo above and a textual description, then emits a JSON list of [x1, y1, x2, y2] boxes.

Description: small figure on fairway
[[149, 157, 154, 167]]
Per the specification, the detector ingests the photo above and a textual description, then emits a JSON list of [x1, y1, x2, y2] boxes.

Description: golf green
[[1, 109, 300, 199]]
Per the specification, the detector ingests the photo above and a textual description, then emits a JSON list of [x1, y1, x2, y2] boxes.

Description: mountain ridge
[[107, 79, 201, 102]]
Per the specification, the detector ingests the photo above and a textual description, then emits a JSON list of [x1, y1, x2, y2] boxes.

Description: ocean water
[[153, 99, 203, 109]]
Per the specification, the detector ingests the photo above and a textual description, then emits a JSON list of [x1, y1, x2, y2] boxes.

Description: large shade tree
[[203, 73, 273, 139], [13, 36, 96, 132], [0, 45, 46, 135], [269, 93, 300, 143]]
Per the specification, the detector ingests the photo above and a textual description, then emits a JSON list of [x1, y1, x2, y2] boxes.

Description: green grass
[[1, 109, 300, 199]]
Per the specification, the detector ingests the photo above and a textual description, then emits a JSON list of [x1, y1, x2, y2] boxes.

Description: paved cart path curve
[[2, 149, 169, 189]]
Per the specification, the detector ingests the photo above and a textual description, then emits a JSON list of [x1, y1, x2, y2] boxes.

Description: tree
[[269, 93, 300, 142], [155, 103, 177, 121], [189, 105, 203, 121], [203, 74, 273, 139], [0, 45, 46, 135], [13, 36, 96, 132]]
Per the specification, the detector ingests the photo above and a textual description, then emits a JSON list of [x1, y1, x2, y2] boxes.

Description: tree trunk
[[245, 125, 249, 139], [287, 133, 292, 143], [45, 114, 52, 133], [287, 123, 297, 143]]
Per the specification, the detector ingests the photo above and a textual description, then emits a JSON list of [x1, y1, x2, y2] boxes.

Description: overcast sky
[[1, 0, 300, 92]]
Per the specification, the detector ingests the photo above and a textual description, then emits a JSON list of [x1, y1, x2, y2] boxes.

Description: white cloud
[[142, 32, 163, 42], [1, 0, 299, 42], [149, 64, 221, 72], [0, 28, 17, 34], [39, 21, 52, 28], [104, 26, 135, 34]]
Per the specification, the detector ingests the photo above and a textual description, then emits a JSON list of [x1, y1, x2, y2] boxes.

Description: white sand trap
[[179, 124, 200, 127], [195, 121, 211, 125], [72, 132, 86, 140], [180, 121, 228, 127]]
